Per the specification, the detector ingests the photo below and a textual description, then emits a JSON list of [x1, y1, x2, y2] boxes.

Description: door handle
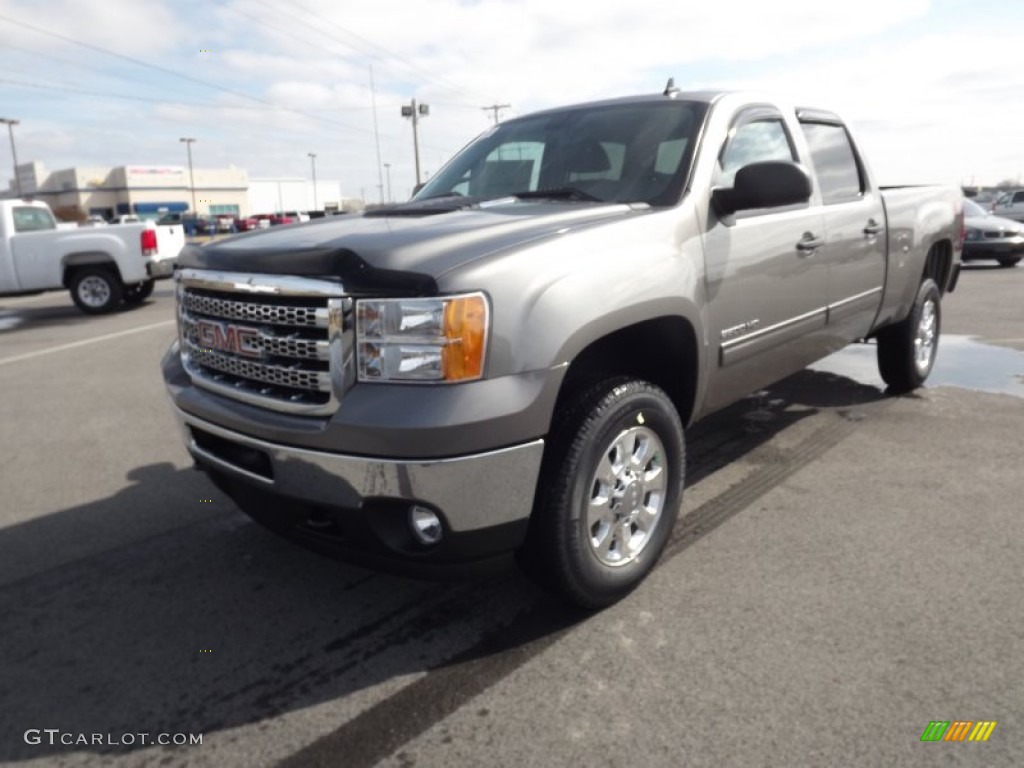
[[863, 219, 884, 236], [796, 233, 824, 253]]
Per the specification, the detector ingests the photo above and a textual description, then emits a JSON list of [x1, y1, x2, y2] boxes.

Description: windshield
[[414, 100, 707, 207], [964, 199, 989, 218]]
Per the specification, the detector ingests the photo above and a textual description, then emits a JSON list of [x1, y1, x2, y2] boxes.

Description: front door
[[701, 108, 829, 412]]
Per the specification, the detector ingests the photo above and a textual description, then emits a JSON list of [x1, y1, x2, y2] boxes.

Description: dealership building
[[3, 162, 354, 219]]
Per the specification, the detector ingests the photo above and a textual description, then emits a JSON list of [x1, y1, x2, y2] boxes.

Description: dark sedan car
[[963, 199, 1024, 267]]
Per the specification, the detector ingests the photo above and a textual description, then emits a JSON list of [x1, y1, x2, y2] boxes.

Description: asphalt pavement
[[1, 264, 1022, 767]]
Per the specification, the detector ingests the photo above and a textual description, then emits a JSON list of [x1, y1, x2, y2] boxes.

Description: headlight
[[356, 293, 488, 382], [964, 228, 981, 241]]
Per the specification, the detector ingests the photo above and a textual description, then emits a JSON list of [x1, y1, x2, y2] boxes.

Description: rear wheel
[[520, 377, 685, 609], [997, 256, 1021, 268], [876, 278, 941, 393], [123, 279, 155, 305], [69, 267, 124, 314]]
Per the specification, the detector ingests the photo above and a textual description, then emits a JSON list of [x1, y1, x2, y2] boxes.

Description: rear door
[[797, 113, 886, 344], [701, 106, 829, 411]]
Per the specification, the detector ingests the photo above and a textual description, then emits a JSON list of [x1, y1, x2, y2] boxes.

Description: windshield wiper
[[512, 187, 604, 202]]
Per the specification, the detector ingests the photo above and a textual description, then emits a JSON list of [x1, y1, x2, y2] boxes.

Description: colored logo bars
[[921, 721, 997, 742]]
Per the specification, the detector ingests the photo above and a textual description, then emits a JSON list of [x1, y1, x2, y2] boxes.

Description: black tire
[[519, 377, 685, 609], [123, 279, 155, 305], [69, 267, 124, 314], [997, 256, 1021, 268], [876, 277, 941, 393]]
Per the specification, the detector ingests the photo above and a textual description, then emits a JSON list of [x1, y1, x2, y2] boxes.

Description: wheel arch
[[922, 238, 954, 294], [62, 253, 122, 287], [552, 314, 701, 430]]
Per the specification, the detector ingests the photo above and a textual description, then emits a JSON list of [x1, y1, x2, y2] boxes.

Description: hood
[[965, 213, 1023, 233], [177, 201, 643, 295]]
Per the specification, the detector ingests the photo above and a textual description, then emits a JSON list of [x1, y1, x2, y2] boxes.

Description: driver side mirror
[[712, 161, 812, 216]]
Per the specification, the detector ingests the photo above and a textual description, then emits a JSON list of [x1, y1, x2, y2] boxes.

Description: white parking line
[[0, 320, 175, 367]]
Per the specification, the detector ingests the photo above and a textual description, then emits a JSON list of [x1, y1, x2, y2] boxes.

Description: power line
[[0, 76, 398, 116], [0, 12, 377, 135], [255, 0, 489, 103]]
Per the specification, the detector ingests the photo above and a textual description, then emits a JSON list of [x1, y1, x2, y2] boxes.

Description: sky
[[1, 0, 1022, 202]]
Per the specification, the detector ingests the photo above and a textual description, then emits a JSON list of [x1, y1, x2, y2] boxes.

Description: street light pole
[[383, 162, 392, 202], [0, 118, 22, 198], [401, 99, 429, 187], [179, 137, 197, 213], [308, 152, 318, 211]]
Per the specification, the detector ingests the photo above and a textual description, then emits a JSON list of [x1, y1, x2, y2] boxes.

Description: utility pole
[[179, 137, 198, 213], [308, 152, 318, 211], [383, 162, 392, 202], [481, 103, 511, 125], [0, 118, 22, 197], [370, 65, 385, 203], [401, 99, 429, 186]]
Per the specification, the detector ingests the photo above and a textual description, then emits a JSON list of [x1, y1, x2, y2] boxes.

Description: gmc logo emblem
[[195, 319, 262, 358]]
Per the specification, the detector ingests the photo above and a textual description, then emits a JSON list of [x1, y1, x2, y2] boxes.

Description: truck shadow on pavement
[[0, 289, 173, 335], [0, 369, 885, 763]]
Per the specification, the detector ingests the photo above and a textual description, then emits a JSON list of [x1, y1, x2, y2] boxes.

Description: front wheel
[[876, 277, 941, 393], [520, 378, 685, 609], [69, 267, 124, 314]]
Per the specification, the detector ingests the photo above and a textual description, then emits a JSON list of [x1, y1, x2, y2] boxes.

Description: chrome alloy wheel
[[586, 425, 667, 567], [914, 297, 938, 374], [77, 275, 112, 308]]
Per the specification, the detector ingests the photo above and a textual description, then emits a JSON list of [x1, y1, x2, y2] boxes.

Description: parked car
[[268, 213, 294, 226], [235, 216, 261, 232], [281, 210, 311, 223], [81, 214, 108, 227], [962, 199, 1024, 267], [112, 214, 141, 225], [991, 189, 1024, 222], [215, 215, 237, 233], [252, 214, 274, 229]]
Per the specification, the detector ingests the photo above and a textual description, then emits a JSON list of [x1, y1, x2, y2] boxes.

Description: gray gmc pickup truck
[[162, 86, 963, 607]]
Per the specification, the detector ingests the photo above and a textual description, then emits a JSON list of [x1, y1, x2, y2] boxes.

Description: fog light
[[409, 505, 443, 545]]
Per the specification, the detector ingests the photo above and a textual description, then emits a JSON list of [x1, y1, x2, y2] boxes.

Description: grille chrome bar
[[182, 292, 328, 328], [176, 269, 352, 416], [181, 315, 330, 361], [185, 343, 333, 391]]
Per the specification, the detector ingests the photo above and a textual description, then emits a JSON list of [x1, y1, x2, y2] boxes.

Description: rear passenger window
[[12, 206, 56, 232], [799, 121, 864, 204], [718, 119, 795, 187]]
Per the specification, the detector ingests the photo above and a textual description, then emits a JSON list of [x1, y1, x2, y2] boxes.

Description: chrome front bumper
[[171, 405, 545, 533], [147, 258, 177, 279]]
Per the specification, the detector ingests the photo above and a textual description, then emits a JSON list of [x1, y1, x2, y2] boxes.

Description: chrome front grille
[[176, 269, 353, 416], [182, 292, 327, 327]]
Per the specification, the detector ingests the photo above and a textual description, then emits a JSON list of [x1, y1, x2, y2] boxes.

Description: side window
[[718, 118, 795, 187], [800, 121, 864, 203], [468, 141, 544, 197], [655, 138, 688, 174], [567, 141, 624, 182], [1014, 191, 1024, 204], [12, 206, 57, 232]]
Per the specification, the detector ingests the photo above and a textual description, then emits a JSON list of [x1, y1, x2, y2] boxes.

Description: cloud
[[0, 0, 187, 56], [2, 0, 1023, 195]]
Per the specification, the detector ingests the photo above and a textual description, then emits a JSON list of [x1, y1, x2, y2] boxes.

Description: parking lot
[[1, 265, 1022, 767]]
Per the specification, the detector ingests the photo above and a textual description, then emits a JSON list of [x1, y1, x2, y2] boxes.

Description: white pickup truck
[[0, 199, 184, 313]]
